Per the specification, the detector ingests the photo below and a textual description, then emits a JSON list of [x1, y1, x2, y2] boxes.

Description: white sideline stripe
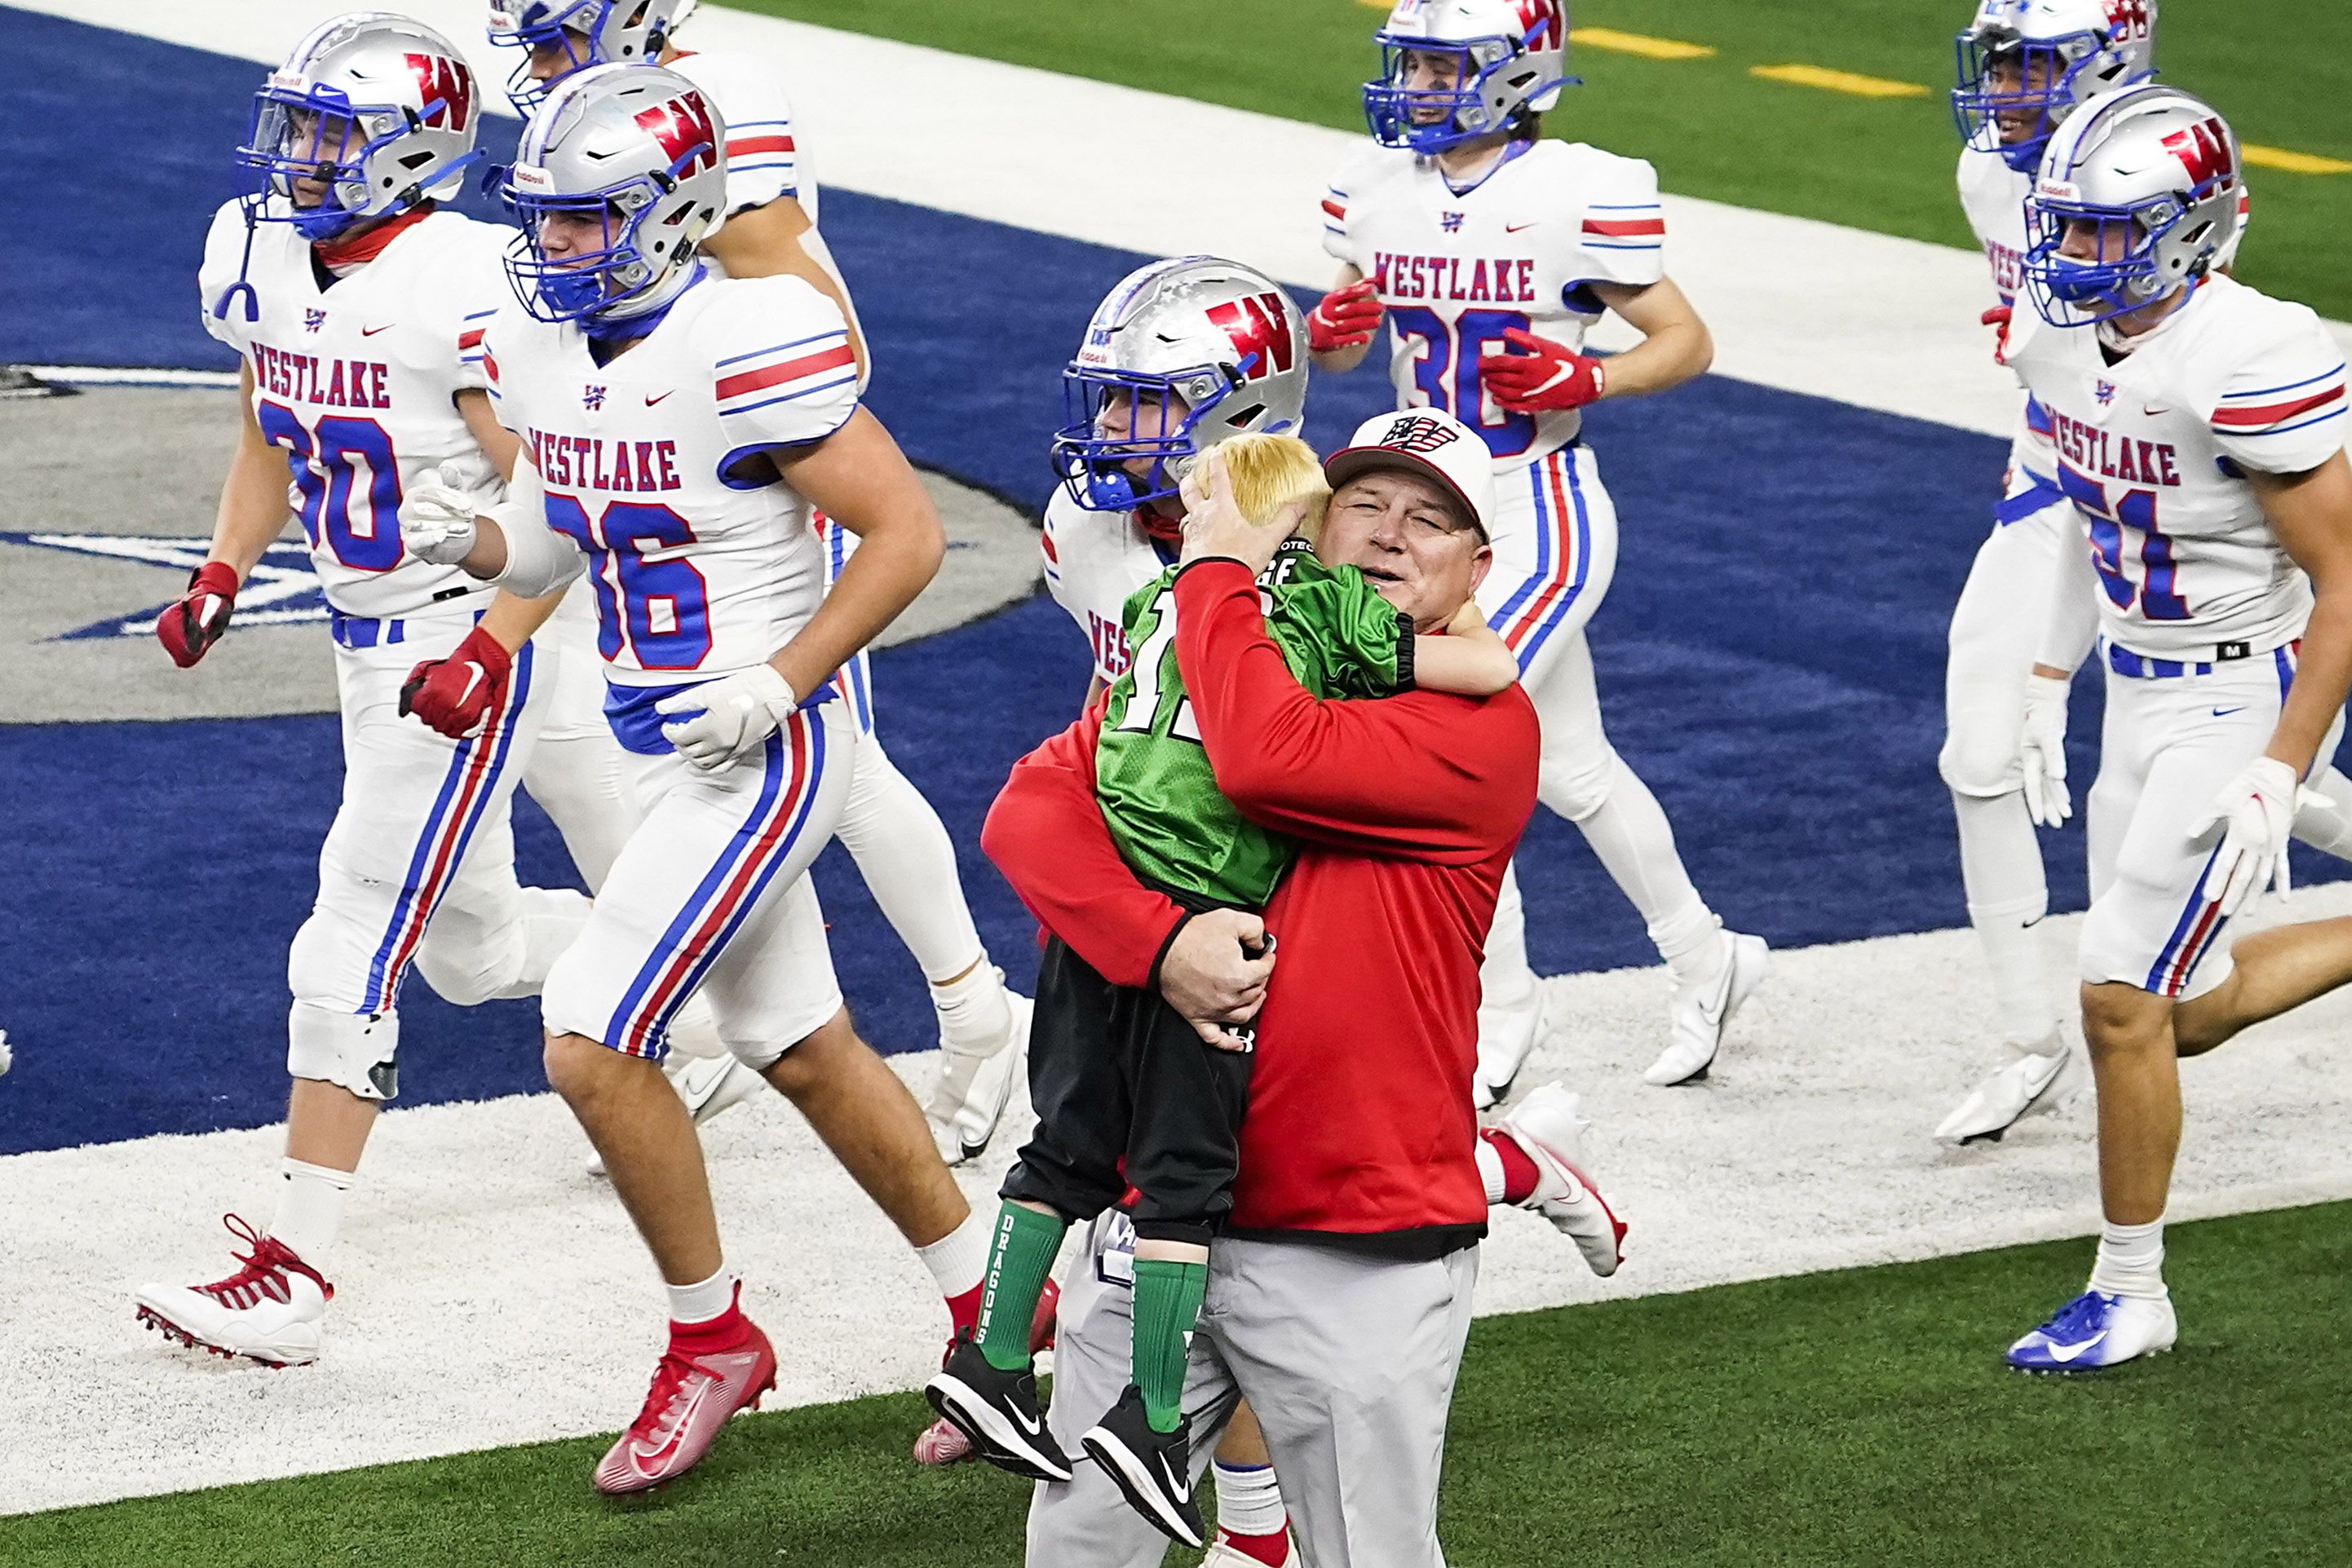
[[10, 886, 2352, 1515], [20, 364, 241, 388]]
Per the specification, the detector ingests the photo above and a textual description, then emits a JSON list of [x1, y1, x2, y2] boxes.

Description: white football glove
[[2018, 673, 2073, 828], [655, 665, 799, 772], [2187, 756, 2328, 917], [399, 461, 492, 566]]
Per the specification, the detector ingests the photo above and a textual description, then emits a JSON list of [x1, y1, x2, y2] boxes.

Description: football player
[[486, 0, 1030, 1164], [402, 62, 996, 1491], [133, 14, 628, 1369], [1311, 0, 1766, 1097], [2001, 88, 2352, 1370]]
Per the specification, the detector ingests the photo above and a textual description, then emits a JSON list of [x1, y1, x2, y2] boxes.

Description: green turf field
[[11, 1200, 2347, 1566], [737, 0, 2352, 320]]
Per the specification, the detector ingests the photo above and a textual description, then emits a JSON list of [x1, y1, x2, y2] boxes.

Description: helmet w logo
[[1205, 292, 1297, 381], [1379, 414, 1461, 454], [2162, 117, 2234, 192], [1512, 0, 1566, 50], [405, 51, 474, 131], [634, 92, 718, 180], [2104, 0, 2151, 39]]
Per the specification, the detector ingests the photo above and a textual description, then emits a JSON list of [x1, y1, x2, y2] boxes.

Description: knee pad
[[1938, 722, 2024, 799], [1537, 744, 1619, 823], [287, 1000, 401, 1102], [287, 904, 378, 1016], [413, 887, 590, 1008]]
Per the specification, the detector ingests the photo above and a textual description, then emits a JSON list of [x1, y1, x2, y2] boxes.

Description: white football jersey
[[1040, 487, 1178, 687], [665, 49, 811, 221], [198, 201, 509, 620], [1322, 139, 1665, 470], [483, 272, 859, 704], [1957, 147, 2062, 488], [2005, 274, 2348, 660]]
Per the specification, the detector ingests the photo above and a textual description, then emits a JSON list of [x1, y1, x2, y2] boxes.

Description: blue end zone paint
[[2, 10, 2342, 1155]]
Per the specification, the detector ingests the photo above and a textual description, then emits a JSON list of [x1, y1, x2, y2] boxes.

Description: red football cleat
[[594, 1293, 777, 1495]]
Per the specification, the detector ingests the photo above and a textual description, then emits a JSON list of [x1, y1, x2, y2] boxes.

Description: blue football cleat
[[2005, 1288, 2177, 1373]]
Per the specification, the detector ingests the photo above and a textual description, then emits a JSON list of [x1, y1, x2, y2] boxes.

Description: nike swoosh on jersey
[[645, 390, 675, 406], [1504, 222, 1540, 233], [2043, 1331, 2107, 1363], [2211, 706, 2248, 718], [360, 325, 393, 337]]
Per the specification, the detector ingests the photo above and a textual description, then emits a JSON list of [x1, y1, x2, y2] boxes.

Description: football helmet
[[236, 12, 483, 242], [1363, 0, 1573, 156], [2022, 85, 2241, 327], [502, 63, 725, 327], [1952, 0, 2158, 173], [1052, 257, 1309, 515], [487, 0, 691, 113]]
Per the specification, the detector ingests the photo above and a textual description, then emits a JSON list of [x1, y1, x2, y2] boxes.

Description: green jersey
[[1096, 538, 1415, 908]]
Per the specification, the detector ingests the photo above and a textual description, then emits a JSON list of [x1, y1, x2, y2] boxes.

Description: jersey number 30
[[257, 400, 404, 572], [545, 495, 714, 669]]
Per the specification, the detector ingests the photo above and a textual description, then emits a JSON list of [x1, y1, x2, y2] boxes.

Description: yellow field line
[[1749, 63, 1929, 99], [2244, 144, 2352, 176], [1569, 26, 1715, 60]]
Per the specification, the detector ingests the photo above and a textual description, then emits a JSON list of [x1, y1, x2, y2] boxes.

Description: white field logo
[[0, 532, 325, 640]]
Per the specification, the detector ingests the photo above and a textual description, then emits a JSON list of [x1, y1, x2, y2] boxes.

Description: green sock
[[1130, 1257, 1209, 1434], [977, 1203, 1068, 1372]]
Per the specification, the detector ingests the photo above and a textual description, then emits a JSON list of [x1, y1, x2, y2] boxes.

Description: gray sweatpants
[[1028, 1216, 1479, 1568]]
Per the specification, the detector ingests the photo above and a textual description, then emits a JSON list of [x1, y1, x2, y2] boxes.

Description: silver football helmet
[[1053, 257, 1311, 515], [502, 63, 725, 326], [1363, 0, 1572, 155], [487, 0, 692, 112], [237, 12, 484, 241], [2023, 84, 2241, 326], [1952, 0, 2158, 173]]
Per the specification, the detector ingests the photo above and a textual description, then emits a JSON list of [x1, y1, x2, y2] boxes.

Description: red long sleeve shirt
[[983, 560, 1539, 1254]]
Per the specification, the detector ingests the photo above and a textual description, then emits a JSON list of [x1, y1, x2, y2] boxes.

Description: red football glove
[[156, 560, 241, 668], [1308, 279, 1384, 353], [1981, 303, 2014, 366], [1480, 328, 1607, 413], [399, 626, 513, 740]]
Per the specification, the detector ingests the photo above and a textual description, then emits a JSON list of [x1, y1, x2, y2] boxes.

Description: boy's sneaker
[[925, 1333, 1072, 1482], [1081, 1385, 1205, 1548], [134, 1214, 333, 1367]]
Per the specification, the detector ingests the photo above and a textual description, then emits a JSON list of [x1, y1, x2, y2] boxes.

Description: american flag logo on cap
[[1378, 413, 1463, 454]]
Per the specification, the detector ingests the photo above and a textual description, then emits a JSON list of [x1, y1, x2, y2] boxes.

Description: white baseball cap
[[1322, 409, 1496, 541]]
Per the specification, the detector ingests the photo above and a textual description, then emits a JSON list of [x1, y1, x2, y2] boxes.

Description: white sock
[[2089, 1218, 2167, 1299], [268, 1158, 355, 1268], [1952, 790, 2058, 1048], [1214, 1459, 1287, 1539], [1473, 1137, 1508, 1206], [917, 1208, 993, 1301], [666, 1265, 739, 1324], [932, 964, 1011, 1058]]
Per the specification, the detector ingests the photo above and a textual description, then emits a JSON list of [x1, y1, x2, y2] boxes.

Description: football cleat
[[1204, 1533, 1296, 1568], [1493, 1084, 1626, 1277], [134, 1214, 333, 1367], [926, 987, 1032, 1167], [914, 1278, 1059, 1466], [1645, 931, 1770, 1086], [588, 1053, 767, 1177], [1081, 1385, 1205, 1548], [1473, 984, 1549, 1111], [1935, 1037, 2085, 1145], [2006, 1288, 2177, 1374], [925, 1333, 1073, 1482], [593, 1297, 777, 1495]]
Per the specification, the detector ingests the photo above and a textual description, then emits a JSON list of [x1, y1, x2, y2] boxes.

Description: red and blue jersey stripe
[[357, 641, 535, 1014], [603, 710, 830, 1058], [2212, 363, 2347, 442]]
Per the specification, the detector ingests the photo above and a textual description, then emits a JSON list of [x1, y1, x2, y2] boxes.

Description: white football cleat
[[134, 1214, 333, 1367], [927, 987, 1032, 1166], [1474, 984, 1549, 1111], [589, 1053, 767, 1177], [1493, 1084, 1626, 1276], [2005, 1289, 2177, 1373], [1644, 931, 1770, 1086], [1934, 1036, 2085, 1145]]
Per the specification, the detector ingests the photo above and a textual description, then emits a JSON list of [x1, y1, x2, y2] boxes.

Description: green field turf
[[12, 1200, 2348, 1566], [736, 0, 2352, 320]]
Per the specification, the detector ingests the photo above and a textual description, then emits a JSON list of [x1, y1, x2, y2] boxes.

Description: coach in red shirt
[[985, 409, 1539, 1568]]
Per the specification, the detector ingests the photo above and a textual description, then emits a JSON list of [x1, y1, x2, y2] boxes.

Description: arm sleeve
[[489, 459, 586, 598], [2210, 311, 2348, 475], [2036, 512, 2101, 674], [699, 277, 860, 481], [980, 701, 1190, 990], [1569, 151, 1666, 289], [1173, 559, 1537, 860]]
